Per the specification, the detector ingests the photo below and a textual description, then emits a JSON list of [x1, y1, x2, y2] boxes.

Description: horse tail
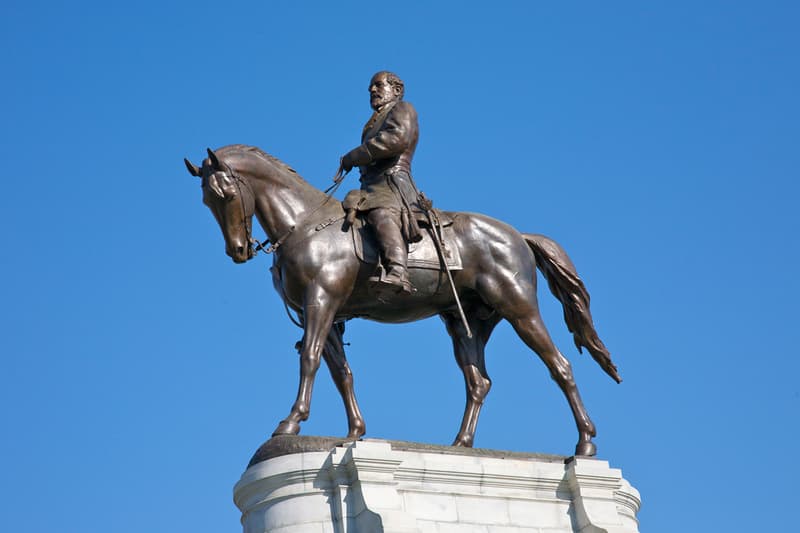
[[523, 233, 622, 384]]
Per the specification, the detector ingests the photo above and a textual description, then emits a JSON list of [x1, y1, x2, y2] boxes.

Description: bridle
[[229, 169, 261, 257], [209, 161, 268, 257]]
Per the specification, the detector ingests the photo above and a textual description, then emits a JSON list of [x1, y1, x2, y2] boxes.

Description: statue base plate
[[234, 436, 640, 533]]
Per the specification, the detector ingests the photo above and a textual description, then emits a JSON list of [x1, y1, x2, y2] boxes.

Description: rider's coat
[[346, 100, 420, 212]]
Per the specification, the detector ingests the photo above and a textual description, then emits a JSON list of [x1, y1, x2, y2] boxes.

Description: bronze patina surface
[[185, 73, 620, 457]]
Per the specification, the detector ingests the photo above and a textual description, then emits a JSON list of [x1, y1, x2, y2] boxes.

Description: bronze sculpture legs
[[367, 207, 411, 292], [442, 311, 500, 447], [272, 292, 366, 442]]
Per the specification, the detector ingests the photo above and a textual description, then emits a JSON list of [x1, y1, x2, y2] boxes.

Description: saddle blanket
[[351, 215, 463, 271]]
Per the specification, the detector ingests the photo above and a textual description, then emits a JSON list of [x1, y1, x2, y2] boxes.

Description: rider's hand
[[340, 153, 354, 173], [340, 145, 370, 174]]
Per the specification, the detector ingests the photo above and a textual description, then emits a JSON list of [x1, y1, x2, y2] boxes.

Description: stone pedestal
[[233, 436, 640, 533]]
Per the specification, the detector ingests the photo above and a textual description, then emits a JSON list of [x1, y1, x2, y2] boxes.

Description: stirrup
[[369, 266, 414, 294]]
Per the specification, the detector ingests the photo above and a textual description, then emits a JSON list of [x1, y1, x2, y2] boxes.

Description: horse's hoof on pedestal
[[452, 436, 474, 447], [272, 420, 301, 436], [345, 427, 366, 441], [575, 441, 597, 457]]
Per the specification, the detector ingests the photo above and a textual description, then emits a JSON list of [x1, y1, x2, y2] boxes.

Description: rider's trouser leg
[[367, 208, 409, 286]]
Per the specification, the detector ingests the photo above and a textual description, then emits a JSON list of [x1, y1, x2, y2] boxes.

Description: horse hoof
[[345, 426, 366, 441], [452, 436, 474, 447], [272, 420, 301, 436], [575, 441, 597, 457]]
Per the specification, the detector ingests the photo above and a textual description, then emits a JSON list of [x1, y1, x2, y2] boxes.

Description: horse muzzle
[[227, 241, 254, 263]]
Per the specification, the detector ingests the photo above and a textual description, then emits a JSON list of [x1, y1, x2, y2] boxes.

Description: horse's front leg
[[273, 284, 338, 437]]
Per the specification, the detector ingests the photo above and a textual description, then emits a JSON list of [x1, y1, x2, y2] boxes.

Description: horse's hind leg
[[442, 310, 501, 447], [510, 311, 597, 456], [320, 322, 366, 440], [479, 274, 597, 456]]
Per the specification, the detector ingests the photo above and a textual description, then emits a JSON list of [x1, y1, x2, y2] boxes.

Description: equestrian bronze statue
[[183, 74, 621, 457]]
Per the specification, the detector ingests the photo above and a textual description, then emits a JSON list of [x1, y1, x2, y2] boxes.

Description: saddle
[[349, 210, 463, 271]]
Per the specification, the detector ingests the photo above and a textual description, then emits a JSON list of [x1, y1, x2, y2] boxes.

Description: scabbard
[[425, 207, 472, 338], [387, 172, 422, 243]]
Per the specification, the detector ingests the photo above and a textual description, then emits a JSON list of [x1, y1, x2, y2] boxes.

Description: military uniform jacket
[[346, 100, 420, 211]]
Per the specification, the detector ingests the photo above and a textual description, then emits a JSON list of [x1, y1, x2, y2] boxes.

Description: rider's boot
[[382, 247, 412, 294], [370, 212, 413, 294]]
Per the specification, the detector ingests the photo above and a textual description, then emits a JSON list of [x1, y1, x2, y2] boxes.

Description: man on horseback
[[339, 71, 422, 293]]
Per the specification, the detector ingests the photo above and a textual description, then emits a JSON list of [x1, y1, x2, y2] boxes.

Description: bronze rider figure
[[340, 71, 421, 293]]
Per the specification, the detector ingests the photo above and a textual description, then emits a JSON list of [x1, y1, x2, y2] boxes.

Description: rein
[[228, 164, 349, 257]]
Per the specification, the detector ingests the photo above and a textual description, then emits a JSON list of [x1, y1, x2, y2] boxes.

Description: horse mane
[[215, 144, 307, 183]]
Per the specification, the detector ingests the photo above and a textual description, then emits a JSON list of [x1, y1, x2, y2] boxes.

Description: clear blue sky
[[1, 2, 798, 532]]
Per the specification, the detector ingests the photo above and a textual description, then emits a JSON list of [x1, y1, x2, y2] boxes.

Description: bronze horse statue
[[184, 144, 621, 456]]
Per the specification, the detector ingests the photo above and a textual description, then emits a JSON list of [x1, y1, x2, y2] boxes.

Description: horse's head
[[185, 148, 256, 263]]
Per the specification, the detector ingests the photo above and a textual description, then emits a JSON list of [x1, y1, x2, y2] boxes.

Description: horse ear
[[206, 148, 222, 169], [184, 158, 201, 177]]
